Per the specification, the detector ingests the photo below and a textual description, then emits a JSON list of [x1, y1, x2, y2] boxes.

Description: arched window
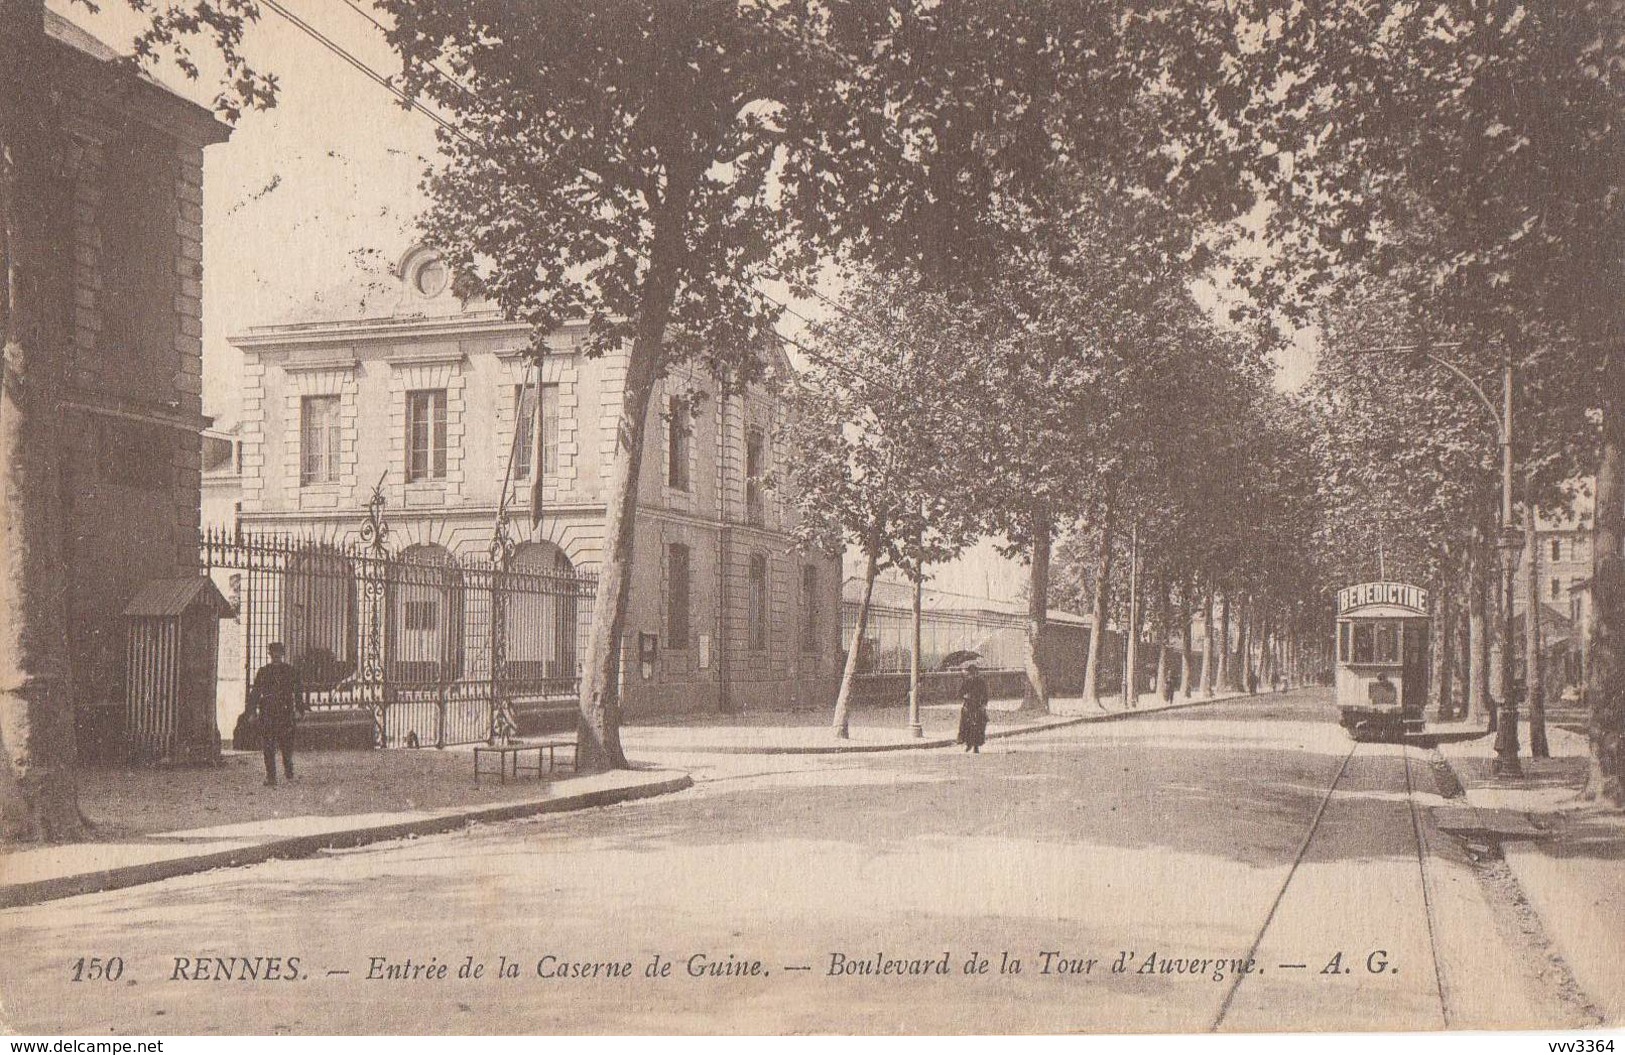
[[281, 550, 357, 691], [504, 541, 578, 693], [387, 544, 464, 684]]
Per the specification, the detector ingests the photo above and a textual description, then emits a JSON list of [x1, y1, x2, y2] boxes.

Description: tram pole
[[1492, 354, 1524, 777], [1348, 341, 1523, 775]]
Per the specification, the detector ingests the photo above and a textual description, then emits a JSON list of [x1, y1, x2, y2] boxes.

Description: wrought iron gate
[[201, 501, 595, 747]]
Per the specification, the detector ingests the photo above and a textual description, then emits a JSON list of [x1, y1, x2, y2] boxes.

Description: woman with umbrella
[[955, 660, 990, 754]]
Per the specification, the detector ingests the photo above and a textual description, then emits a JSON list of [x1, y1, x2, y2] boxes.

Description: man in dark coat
[[249, 642, 306, 786], [956, 663, 990, 753]]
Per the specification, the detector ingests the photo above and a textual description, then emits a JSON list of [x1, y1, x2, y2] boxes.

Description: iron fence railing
[[201, 526, 596, 748]]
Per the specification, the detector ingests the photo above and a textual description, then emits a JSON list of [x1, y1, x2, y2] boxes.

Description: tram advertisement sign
[[1337, 581, 1428, 615]]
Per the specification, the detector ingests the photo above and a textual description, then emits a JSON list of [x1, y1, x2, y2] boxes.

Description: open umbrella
[[939, 649, 983, 671]]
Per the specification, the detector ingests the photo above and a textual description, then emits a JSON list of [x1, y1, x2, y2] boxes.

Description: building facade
[[200, 423, 243, 532], [38, 13, 232, 758], [230, 246, 842, 722], [1511, 491, 1595, 692]]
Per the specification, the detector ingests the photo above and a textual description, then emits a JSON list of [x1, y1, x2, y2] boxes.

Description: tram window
[[1338, 622, 1350, 662], [1374, 621, 1400, 664], [1352, 623, 1374, 664]]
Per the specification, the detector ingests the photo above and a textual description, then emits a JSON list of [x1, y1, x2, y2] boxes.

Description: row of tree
[[1245, 2, 1624, 800], [777, 1, 1624, 787], [780, 234, 1329, 732], [4, 0, 1621, 838]]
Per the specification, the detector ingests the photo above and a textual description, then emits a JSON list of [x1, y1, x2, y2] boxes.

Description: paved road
[[0, 689, 1585, 1034]]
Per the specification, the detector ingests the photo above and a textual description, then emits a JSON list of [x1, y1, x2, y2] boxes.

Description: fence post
[[358, 478, 391, 748], [488, 523, 515, 744]]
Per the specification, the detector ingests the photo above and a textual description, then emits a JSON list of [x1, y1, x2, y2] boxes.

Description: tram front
[[1334, 581, 1432, 741]]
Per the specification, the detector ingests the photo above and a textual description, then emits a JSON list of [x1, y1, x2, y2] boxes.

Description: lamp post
[[1491, 356, 1523, 776], [1409, 348, 1522, 776]]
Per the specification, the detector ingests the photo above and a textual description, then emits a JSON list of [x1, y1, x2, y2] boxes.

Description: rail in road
[[1209, 737, 1453, 1032]]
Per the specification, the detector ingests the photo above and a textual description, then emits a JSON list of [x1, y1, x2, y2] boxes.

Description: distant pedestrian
[[249, 642, 306, 786], [956, 663, 989, 754]]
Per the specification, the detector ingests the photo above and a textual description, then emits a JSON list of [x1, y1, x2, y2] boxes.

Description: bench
[[473, 737, 577, 784]]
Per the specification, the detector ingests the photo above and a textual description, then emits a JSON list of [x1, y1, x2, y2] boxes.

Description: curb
[[638, 692, 1249, 756], [1424, 740, 1618, 1024], [0, 773, 693, 910]]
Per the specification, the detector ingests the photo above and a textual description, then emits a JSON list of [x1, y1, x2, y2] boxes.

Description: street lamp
[[1407, 348, 1523, 777]]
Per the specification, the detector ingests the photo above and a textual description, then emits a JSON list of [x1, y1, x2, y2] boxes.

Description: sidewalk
[[621, 687, 1249, 754], [1435, 724, 1625, 1023], [0, 686, 1247, 910], [0, 752, 691, 909]]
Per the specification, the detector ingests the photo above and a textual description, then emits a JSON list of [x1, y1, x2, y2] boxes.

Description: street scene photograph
[[1, 0, 1623, 1042]]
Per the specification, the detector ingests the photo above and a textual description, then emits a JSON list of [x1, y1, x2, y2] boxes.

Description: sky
[[50, 0, 1317, 426], [52, 0, 440, 424]]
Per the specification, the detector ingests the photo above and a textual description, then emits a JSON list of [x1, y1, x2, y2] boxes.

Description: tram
[[1334, 581, 1431, 742]]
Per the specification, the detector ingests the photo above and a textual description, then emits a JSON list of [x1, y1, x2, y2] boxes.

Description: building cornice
[[62, 397, 210, 434], [49, 15, 232, 147], [232, 311, 528, 351], [240, 503, 610, 526], [282, 356, 362, 373]]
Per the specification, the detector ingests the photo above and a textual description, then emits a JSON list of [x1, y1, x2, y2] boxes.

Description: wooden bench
[[473, 738, 577, 784]]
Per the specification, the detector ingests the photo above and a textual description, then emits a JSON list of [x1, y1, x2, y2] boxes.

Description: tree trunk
[[907, 556, 923, 735], [575, 180, 694, 771], [1200, 578, 1216, 697], [1124, 525, 1138, 708], [1081, 500, 1115, 708], [0, 0, 84, 842], [1452, 571, 1471, 718], [1022, 505, 1051, 712], [1243, 602, 1256, 694], [1582, 369, 1624, 804], [1470, 543, 1492, 725], [1179, 579, 1194, 698], [1434, 575, 1456, 722], [1155, 580, 1171, 703], [1525, 480, 1549, 758], [1217, 593, 1232, 692], [832, 540, 880, 738]]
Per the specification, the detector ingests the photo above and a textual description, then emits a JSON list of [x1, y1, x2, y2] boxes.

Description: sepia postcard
[[2, 0, 1622, 1043]]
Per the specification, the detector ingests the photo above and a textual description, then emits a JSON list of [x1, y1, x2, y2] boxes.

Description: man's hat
[[268, 642, 286, 654]]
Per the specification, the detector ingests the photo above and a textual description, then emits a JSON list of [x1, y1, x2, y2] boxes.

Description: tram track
[[1210, 737, 1450, 1032], [1403, 743, 1454, 1027]]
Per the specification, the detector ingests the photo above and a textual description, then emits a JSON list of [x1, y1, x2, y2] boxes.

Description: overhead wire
[[259, 0, 482, 150], [332, 0, 485, 107]]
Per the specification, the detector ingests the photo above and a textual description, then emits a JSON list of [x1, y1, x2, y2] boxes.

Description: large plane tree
[[377, 0, 1252, 768]]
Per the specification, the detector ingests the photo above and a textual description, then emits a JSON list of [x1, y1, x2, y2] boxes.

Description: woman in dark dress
[[957, 663, 990, 753]]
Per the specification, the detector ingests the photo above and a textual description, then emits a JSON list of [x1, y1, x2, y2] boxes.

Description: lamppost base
[[908, 723, 923, 739]]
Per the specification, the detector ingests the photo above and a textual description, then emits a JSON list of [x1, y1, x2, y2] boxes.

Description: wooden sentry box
[[124, 577, 235, 765]]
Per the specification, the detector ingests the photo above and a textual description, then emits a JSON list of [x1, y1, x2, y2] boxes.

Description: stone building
[[229, 245, 842, 721], [40, 12, 232, 757], [1511, 488, 1595, 692], [200, 423, 243, 532]]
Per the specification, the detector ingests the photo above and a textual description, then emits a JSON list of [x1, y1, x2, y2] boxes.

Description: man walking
[[249, 642, 305, 786]]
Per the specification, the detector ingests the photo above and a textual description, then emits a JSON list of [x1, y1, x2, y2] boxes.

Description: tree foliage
[[780, 270, 981, 734]]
